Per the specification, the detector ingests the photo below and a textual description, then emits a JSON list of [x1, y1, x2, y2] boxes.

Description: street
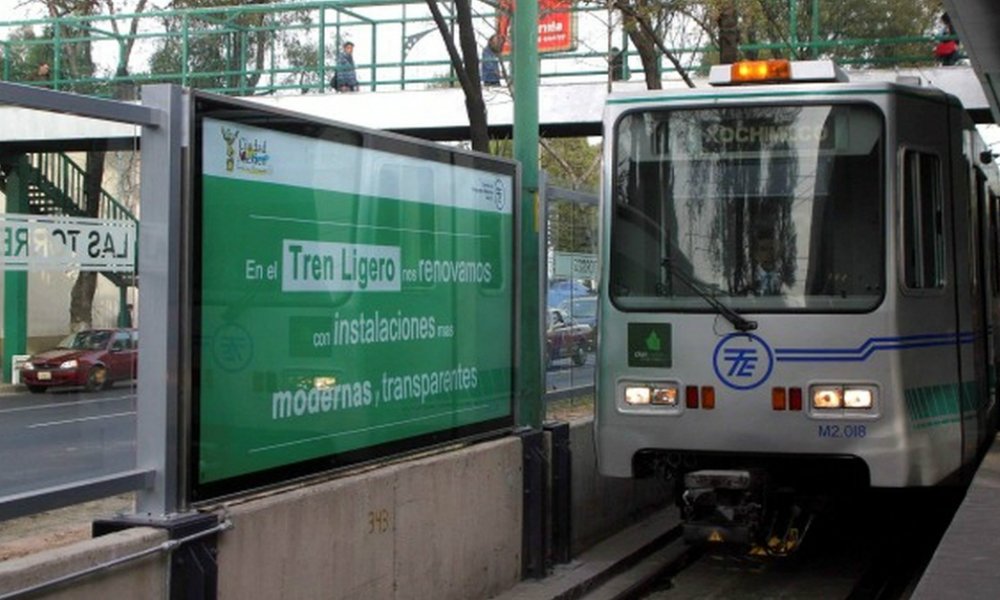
[[546, 352, 596, 393], [0, 357, 593, 499], [0, 386, 136, 497]]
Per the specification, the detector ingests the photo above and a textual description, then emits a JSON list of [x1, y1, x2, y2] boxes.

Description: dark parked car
[[20, 328, 138, 393], [546, 308, 591, 369]]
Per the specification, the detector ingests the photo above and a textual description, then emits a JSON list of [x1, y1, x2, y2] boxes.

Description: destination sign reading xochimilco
[[194, 111, 515, 495]]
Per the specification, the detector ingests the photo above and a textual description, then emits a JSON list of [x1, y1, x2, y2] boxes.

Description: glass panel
[[0, 113, 140, 510], [903, 150, 944, 289], [545, 193, 598, 410], [611, 104, 884, 313]]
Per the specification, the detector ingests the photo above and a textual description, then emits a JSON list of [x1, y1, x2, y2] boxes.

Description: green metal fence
[[0, 0, 953, 97]]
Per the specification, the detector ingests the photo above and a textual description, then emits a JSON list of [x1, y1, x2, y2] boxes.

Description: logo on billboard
[[712, 333, 773, 390], [493, 178, 506, 210], [220, 126, 272, 175], [473, 178, 506, 212], [212, 322, 254, 372], [221, 127, 239, 172]]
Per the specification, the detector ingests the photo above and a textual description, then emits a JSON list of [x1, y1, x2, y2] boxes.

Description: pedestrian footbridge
[[0, 65, 991, 150]]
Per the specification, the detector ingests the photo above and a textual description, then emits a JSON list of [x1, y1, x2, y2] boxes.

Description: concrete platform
[[912, 434, 1000, 599], [493, 507, 680, 600]]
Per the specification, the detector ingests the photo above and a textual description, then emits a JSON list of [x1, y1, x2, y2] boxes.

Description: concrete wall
[[216, 436, 523, 600], [0, 527, 166, 600], [567, 418, 670, 554], [0, 421, 668, 599]]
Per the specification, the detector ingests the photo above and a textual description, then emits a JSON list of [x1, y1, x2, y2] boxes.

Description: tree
[[27, 0, 106, 330], [149, 0, 307, 93], [425, 0, 490, 152], [1, 26, 53, 82], [701, 0, 939, 66], [600, 0, 701, 89], [32, 0, 97, 92], [488, 136, 599, 254], [540, 138, 600, 255], [102, 0, 149, 99], [599, 0, 940, 90]]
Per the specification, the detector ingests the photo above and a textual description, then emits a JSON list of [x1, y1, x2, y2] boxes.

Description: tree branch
[[612, 0, 696, 87]]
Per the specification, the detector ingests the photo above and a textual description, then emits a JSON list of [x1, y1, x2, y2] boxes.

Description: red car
[[546, 308, 592, 369], [20, 329, 138, 393]]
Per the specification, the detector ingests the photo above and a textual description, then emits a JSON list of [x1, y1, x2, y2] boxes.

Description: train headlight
[[651, 387, 679, 406], [812, 387, 843, 409], [810, 385, 876, 410], [843, 388, 874, 409], [624, 386, 651, 405], [623, 384, 678, 406]]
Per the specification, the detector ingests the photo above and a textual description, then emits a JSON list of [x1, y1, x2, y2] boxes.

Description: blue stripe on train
[[774, 332, 976, 362]]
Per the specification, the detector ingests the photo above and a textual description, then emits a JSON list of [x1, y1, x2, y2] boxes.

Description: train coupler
[[680, 469, 764, 549]]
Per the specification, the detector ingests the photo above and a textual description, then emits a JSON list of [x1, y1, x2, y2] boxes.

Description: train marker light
[[686, 386, 699, 409], [701, 386, 716, 410], [789, 387, 803, 411], [772, 387, 787, 411]]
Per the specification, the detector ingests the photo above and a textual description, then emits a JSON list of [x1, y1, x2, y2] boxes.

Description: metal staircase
[[1, 152, 138, 288]]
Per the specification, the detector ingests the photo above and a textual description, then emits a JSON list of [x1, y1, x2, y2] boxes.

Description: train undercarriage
[[635, 450, 870, 554]]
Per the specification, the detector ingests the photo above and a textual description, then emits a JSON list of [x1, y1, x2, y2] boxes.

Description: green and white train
[[595, 60, 1000, 547]]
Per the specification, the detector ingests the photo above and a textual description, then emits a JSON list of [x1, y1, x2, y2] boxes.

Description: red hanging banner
[[497, 0, 577, 55]]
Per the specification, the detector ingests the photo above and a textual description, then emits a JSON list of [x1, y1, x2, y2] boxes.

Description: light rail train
[[595, 60, 1000, 549]]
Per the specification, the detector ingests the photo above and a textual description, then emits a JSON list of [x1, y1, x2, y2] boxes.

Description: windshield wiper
[[660, 259, 757, 332]]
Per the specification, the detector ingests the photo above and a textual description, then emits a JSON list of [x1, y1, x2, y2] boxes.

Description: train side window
[[902, 150, 944, 289], [992, 192, 1000, 297]]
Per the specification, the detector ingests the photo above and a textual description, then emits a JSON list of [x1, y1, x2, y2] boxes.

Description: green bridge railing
[[0, 0, 955, 98]]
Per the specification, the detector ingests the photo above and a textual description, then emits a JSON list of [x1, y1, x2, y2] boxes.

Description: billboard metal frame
[[184, 92, 519, 504], [0, 81, 522, 520]]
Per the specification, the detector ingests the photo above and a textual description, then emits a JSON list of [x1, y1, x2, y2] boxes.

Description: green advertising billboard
[[191, 96, 516, 500]]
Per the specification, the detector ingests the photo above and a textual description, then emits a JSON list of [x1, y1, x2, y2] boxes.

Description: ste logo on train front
[[712, 333, 774, 390]]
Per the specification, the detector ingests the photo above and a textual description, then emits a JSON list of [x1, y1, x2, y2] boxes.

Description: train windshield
[[610, 104, 884, 312]]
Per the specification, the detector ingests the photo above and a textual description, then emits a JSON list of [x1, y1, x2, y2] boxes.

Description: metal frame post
[[94, 513, 222, 600], [136, 84, 186, 517], [3, 156, 29, 383], [544, 421, 572, 565], [520, 428, 547, 579], [513, 0, 541, 430]]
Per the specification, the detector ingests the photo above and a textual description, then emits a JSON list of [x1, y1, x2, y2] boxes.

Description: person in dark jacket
[[332, 41, 358, 92], [481, 34, 503, 87]]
